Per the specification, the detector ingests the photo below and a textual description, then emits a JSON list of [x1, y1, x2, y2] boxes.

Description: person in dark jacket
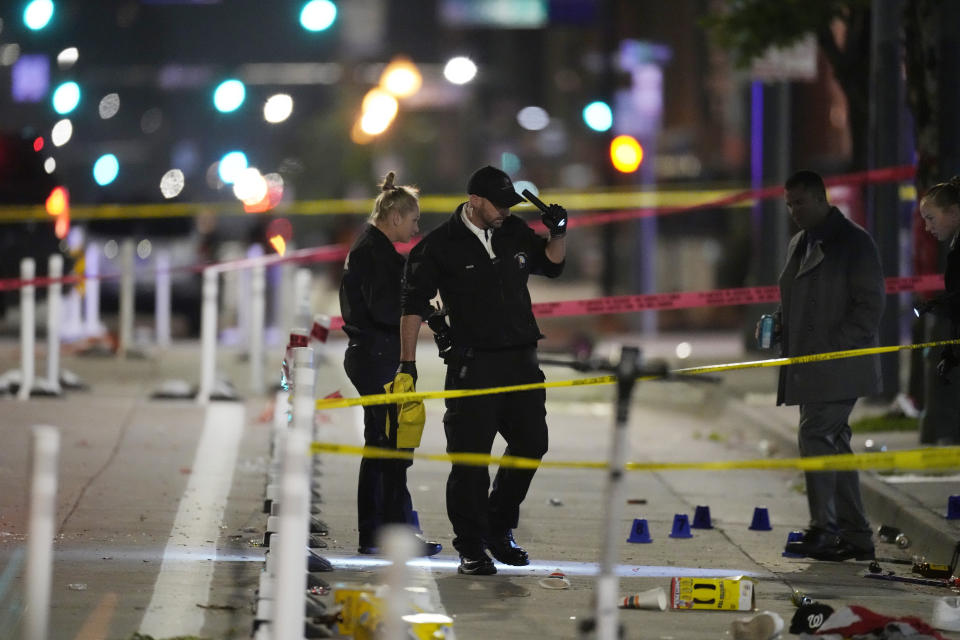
[[918, 177, 960, 386], [758, 171, 884, 562], [339, 171, 440, 557], [398, 165, 567, 575]]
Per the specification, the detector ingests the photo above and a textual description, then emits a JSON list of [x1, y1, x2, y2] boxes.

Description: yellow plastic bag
[[384, 373, 425, 448]]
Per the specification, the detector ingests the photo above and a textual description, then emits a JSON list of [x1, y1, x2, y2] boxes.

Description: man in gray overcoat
[[761, 170, 884, 561]]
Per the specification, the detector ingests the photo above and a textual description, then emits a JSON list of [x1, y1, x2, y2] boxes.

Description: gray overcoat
[[776, 207, 884, 406]]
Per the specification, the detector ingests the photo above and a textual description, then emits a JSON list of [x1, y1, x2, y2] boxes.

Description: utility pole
[[868, 0, 903, 399]]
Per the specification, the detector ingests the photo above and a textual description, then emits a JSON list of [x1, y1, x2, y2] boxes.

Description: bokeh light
[[93, 153, 119, 186], [232, 167, 267, 204], [517, 106, 549, 131], [513, 181, 537, 199], [43, 157, 56, 174], [213, 79, 245, 113], [380, 57, 422, 98], [217, 150, 248, 184], [51, 119, 72, 146], [582, 101, 613, 132], [264, 94, 293, 123], [99, 93, 120, 119], [500, 152, 521, 174], [45, 186, 68, 216], [443, 56, 477, 85], [136, 239, 152, 259], [57, 47, 79, 69], [609, 135, 643, 173], [52, 81, 81, 115], [160, 169, 185, 199], [675, 342, 692, 359], [299, 0, 336, 32], [33, 136, 44, 152], [23, 0, 54, 31]]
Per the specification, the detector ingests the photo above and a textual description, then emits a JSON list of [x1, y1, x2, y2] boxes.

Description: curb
[[728, 399, 959, 565]]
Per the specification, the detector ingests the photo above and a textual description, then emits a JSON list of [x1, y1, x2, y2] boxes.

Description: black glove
[[937, 348, 958, 383], [426, 307, 454, 363], [541, 203, 567, 238], [397, 360, 418, 385]]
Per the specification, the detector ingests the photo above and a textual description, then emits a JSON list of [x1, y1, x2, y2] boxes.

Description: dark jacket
[[401, 204, 564, 350], [776, 207, 884, 405], [339, 224, 404, 358], [925, 236, 960, 329]]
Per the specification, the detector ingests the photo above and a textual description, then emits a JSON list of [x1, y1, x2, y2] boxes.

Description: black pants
[[343, 344, 414, 548], [798, 399, 872, 548], [443, 346, 548, 555]]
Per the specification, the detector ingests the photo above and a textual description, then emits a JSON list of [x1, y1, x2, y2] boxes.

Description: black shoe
[[458, 550, 497, 575], [485, 530, 530, 566], [810, 540, 876, 562], [783, 528, 839, 558], [414, 534, 443, 557]]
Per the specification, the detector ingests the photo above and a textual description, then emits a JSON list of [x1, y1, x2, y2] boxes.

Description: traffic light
[[609, 135, 644, 173], [213, 79, 245, 113], [583, 101, 612, 132], [299, 0, 336, 32], [51, 81, 80, 115], [23, 0, 54, 31]]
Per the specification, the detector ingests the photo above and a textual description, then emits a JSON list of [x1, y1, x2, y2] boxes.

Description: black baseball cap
[[467, 166, 525, 208], [789, 602, 834, 634]]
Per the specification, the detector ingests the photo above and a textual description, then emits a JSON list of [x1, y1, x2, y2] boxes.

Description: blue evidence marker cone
[[626, 518, 653, 543], [669, 513, 693, 539], [749, 506, 772, 531], [692, 505, 713, 529]]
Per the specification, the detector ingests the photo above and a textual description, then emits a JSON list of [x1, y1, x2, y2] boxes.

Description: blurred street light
[[299, 0, 337, 32], [50, 118, 72, 146], [213, 79, 246, 113], [583, 101, 613, 132], [23, 0, 54, 31], [92, 153, 119, 186], [52, 81, 80, 114], [380, 57, 422, 98], [609, 135, 643, 173], [263, 93, 293, 123], [217, 150, 248, 184], [56, 47, 78, 69], [443, 56, 477, 85]]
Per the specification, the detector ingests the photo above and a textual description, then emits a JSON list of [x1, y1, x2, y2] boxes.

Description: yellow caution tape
[[315, 339, 960, 411], [309, 442, 960, 473]]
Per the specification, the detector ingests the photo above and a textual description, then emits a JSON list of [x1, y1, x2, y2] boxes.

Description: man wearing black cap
[[398, 165, 567, 575]]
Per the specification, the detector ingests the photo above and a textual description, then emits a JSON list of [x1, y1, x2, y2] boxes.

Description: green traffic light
[[300, 0, 336, 32], [24, 0, 54, 30]]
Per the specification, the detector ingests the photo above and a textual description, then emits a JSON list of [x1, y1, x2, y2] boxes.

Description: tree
[[704, 0, 873, 170]]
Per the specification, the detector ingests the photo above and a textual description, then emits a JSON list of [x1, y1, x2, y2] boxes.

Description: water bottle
[[758, 314, 775, 350]]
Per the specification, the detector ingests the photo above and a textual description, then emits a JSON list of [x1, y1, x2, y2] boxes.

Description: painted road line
[[321, 554, 762, 579], [138, 402, 245, 637], [73, 592, 118, 640]]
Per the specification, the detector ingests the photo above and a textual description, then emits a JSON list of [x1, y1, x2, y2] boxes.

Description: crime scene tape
[[308, 441, 960, 474], [327, 273, 943, 332], [314, 338, 960, 411], [0, 164, 915, 223]]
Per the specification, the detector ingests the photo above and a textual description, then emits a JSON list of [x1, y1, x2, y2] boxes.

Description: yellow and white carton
[[669, 576, 755, 611]]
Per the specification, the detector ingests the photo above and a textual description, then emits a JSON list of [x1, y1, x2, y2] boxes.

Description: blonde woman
[[339, 171, 440, 556]]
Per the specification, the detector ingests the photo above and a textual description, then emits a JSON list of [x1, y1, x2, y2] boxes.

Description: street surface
[[0, 334, 958, 639]]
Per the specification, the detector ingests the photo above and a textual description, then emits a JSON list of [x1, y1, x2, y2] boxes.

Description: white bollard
[[272, 346, 314, 640], [249, 265, 266, 395], [382, 526, 419, 640], [239, 244, 264, 348], [83, 242, 100, 338], [118, 238, 135, 358], [155, 249, 171, 349], [294, 267, 312, 329], [197, 267, 218, 404], [61, 285, 83, 343], [18, 258, 36, 401], [24, 425, 59, 640], [46, 254, 63, 393]]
